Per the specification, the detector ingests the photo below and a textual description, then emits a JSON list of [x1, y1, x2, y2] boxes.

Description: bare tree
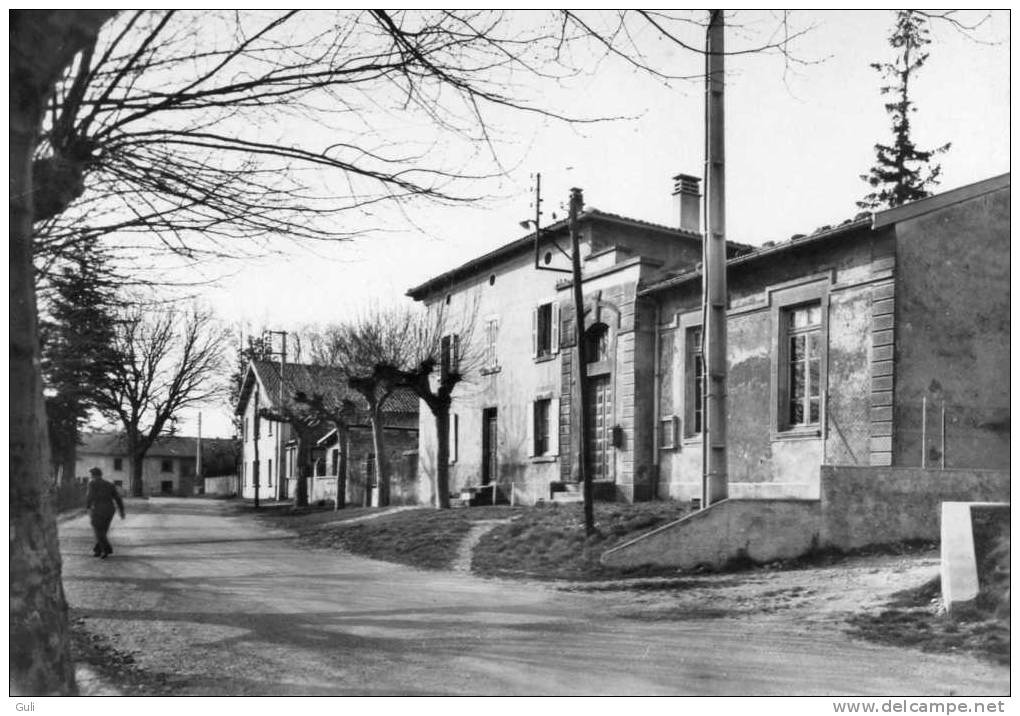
[[11, 10, 117, 696], [95, 304, 226, 496], [305, 310, 413, 507], [370, 302, 479, 509]]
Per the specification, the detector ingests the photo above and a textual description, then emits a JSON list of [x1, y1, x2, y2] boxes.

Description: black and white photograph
[[9, 9, 1010, 705]]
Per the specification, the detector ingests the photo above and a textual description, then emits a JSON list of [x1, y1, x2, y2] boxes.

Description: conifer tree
[[39, 241, 119, 485], [859, 10, 951, 210]]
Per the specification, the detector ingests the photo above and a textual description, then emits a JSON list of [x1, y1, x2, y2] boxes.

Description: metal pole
[[703, 10, 728, 506], [921, 395, 927, 468], [569, 187, 595, 534]]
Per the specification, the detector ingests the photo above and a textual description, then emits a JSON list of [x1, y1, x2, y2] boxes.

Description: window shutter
[[453, 333, 460, 370], [550, 397, 560, 456], [526, 401, 535, 457], [551, 303, 560, 354], [531, 307, 538, 358]]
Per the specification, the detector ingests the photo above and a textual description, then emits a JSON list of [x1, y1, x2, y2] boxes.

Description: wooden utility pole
[[568, 188, 595, 534], [702, 10, 729, 506]]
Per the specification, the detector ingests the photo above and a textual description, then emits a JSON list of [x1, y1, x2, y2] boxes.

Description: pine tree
[[39, 241, 119, 485], [859, 10, 951, 210]]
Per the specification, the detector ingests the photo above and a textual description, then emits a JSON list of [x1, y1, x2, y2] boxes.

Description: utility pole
[[702, 10, 729, 506], [196, 412, 203, 495], [568, 188, 595, 534]]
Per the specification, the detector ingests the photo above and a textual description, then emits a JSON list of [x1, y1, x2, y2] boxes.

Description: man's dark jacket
[[86, 478, 124, 520]]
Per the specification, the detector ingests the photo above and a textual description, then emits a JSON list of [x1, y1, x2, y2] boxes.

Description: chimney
[[673, 173, 702, 234]]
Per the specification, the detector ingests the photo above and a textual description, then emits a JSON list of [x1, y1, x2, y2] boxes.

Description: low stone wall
[[602, 499, 821, 569], [820, 466, 1010, 550], [601, 465, 1010, 570]]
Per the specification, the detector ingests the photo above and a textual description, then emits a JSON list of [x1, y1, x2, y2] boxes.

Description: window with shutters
[[527, 396, 559, 460], [483, 318, 499, 371], [441, 333, 460, 377], [685, 325, 704, 438], [532, 302, 559, 360]]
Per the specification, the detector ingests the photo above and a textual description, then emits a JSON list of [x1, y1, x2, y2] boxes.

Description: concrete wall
[[602, 498, 822, 569], [893, 185, 1010, 469], [651, 228, 889, 501], [819, 465, 1011, 550], [602, 465, 1010, 570], [204, 475, 237, 496]]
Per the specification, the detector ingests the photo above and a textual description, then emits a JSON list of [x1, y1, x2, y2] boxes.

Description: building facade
[[76, 433, 238, 496], [407, 176, 743, 504], [408, 173, 1009, 507], [235, 360, 419, 504]]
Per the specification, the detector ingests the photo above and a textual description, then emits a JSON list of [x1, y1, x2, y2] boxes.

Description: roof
[[640, 173, 1011, 297], [79, 432, 237, 459], [237, 360, 419, 418], [406, 208, 711, 301]]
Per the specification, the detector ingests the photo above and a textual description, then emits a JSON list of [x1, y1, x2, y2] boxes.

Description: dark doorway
[[481, 408, 498, 485], [586, 374, 613, 481], [160, 480, 174, 495]]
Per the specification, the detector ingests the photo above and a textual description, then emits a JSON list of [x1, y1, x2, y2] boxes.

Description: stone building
[[235, 360, 419, 504], [76, 432, 238, 496], [408, 172, 1009, 513]]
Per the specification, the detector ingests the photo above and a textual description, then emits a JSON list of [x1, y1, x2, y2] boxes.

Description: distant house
[[76, 432, 238, 496], [234, 360, 419, 504], [406, 171, 1009, 515]]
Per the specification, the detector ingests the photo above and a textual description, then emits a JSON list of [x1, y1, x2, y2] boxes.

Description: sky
[[121, 10, 1010, 439]]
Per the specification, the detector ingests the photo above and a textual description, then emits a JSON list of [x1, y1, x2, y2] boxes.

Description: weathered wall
[[651, 228, 887, 501], [893, 186, 1010, 469], [819, 465, 1011, 549], [601, 498, 822, 569], [203, 475, 237, 496]]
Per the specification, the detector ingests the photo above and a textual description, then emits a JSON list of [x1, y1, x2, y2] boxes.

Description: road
[[59, 498, 1008, 696]]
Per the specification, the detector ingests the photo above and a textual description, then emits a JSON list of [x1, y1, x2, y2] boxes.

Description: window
[[161, 459, 173, 473], [783, 303, 822, 427], [527, 397, 558, 458], [585, 323, 610, 364], [113, 458, 123, 471], [267, 419, 272, 436], [268, 459, 273, 487], [244, 418, 249, 442], [532, 303, 559, 358], [685, 325, 704, 437], [441, 334, 460, 376], [484, 318, 499, 370], [533, 399, 551, 456]]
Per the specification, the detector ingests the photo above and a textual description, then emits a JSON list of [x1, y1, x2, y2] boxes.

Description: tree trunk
[[333, 424, 348, 511], [129, 452, 145, 497], [9, 10, 113, 695], [294, 433, 309, 508], [434, 406, 451, 509], [370, 408, 390, 507]]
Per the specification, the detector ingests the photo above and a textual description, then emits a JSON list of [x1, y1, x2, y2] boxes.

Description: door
[[481, 408, 498, 485], [586, 375, 613, 481]]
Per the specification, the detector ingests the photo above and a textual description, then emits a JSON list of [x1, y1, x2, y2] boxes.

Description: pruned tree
[[306, 310, 413, 507], [39, 239, 120, 486], [370, 302, 478, 509], [858, 10, 951, 210], [94, 304, 227, 497], [284, 391, 359, 510], [11, 9, 118, 696]]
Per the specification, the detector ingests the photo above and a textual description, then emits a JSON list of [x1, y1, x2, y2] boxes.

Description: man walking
[[85, 467, 125, 558]]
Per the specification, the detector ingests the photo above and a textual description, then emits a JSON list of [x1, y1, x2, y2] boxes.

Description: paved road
[[59, 498, 1008, 696]]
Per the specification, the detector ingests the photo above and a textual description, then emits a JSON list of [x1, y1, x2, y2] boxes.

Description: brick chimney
[[673, 173, 702, 234]]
